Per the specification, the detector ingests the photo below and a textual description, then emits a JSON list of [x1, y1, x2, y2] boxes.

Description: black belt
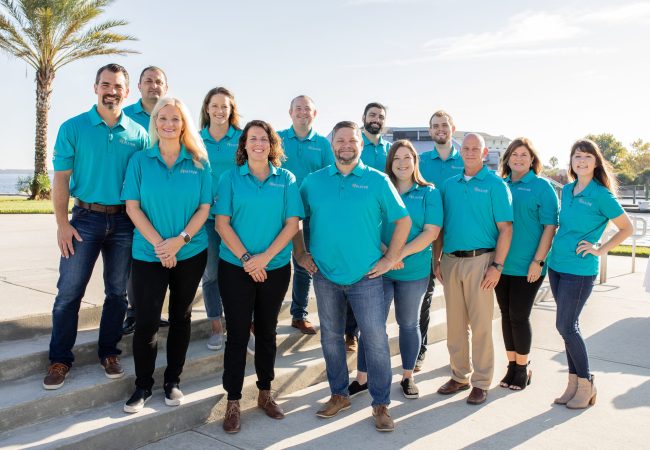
[[75, 199, 126, 214], [449, 248, 495, 258]]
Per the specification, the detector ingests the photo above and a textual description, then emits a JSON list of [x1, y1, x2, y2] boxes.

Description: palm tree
[[0, 0, 136, 199]]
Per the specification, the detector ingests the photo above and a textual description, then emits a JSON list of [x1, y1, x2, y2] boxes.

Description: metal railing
[[599, 214, 647, 284]]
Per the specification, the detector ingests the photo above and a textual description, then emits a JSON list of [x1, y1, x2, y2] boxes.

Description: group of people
[[43, 62, 633, 434]]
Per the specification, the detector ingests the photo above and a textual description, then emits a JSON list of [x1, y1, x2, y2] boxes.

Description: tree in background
[[0, 0, 136, 199], [622, 139, 650, 200], [586, 133, 628, 169]]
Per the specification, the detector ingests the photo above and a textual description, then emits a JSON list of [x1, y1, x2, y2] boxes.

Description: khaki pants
[[440, 252, 495, 389]]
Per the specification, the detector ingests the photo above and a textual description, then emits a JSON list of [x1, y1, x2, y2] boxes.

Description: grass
[[610, 244, 650, 258], [0, 196, 71, 214]]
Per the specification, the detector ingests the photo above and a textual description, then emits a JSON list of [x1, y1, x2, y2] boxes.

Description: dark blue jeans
[[49, 206, 133, 366], [548, 268, 596, 379], [201, 219, 223, 320], [291, 218, 311, 320]]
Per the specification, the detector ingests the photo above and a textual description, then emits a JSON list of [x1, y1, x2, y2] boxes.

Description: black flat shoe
[[509, 362, 532, 391], [499, 361, 516, 388]]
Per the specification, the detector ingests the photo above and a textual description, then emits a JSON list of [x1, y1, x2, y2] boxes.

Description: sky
[[1, 0, 649, 170]]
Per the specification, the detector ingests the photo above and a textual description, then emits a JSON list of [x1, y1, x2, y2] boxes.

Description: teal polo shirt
[[278, 126, 334, 186], [123, 100, 151, 131], [419, 144, 464, 187], [383, 184, 443, 281], [548, 179, 624, 276], [53, 105, 149, 205], [213, 162, 304, 269], [201, 126, 242, 219], [121, 144, 212, 262], [301, 160, 409, 285], [361, 133, 391, 172], [502, 171, 559, 276], [441, 165, 513, 253]]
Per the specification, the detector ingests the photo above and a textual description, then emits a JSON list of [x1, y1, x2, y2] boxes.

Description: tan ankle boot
[[566, 375, 597, 409], [554, 373, 578, 405], [223, 400, 241, 433], [258, 389, 284, 419]]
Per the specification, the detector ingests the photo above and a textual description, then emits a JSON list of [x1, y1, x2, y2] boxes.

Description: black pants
[[418, 271, 436, 355], [219, 259, 291, 400], [131, 250, 207, 390], [494, 273, 544, 355]]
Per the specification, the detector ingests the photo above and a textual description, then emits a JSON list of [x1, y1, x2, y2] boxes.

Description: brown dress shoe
[[258, 389, 285, 419], [437, 378, 470, 395], [345, 335, 358, 352], [223, 400, 241, 433], [372, 405, 395, 432], [101, 355, 124, 379], [467, 387, 488, 405], [292, 319, 317, 335], [316, 394, 351, 418], [43, 363, 70, 390]]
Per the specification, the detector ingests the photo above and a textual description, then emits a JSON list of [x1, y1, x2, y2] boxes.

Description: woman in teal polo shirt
[[121, 97, 212, 413], [214, 120, 303, 433], [548, 139, 632, 409], [351, 140, 442, 400], [496, 138, 559, 391], [198, 87, 243, 351]]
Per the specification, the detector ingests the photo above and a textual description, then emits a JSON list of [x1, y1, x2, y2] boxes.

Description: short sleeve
[[283, 171, 305, 220], [299, 176, 311, 218], [538, 180, 559, 226], [424, 187, 443, 227], [213, 170, 233, 217], [52, 121, 76, 171], [378, 175, 408, 223], [492, 179, 513, 223], [199, 161, 212, 205], [321, 138, 335, 166], [598, 187, 625, 219], [121, 154, 142, 201]]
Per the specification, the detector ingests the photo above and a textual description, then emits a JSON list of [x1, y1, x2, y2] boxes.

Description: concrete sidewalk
[[143, 260, 650, 450]]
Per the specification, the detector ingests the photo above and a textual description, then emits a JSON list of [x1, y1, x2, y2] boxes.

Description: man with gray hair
[[434, 133, 513, 405]]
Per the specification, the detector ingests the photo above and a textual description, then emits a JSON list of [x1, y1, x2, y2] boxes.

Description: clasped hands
[[243, 252, 272, 282], [155, 236, 184, 268]]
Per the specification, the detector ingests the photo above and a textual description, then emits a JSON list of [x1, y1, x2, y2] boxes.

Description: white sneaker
[[247, 333, 256, 356], [207, 331, 224, 351]]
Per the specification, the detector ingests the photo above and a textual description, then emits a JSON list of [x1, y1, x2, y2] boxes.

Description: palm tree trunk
[[31, 67, 54, 200]]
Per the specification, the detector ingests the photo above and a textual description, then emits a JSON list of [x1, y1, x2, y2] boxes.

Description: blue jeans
[[313, 272, 391, 406], [201, 219, 223, 319], [291, 218, 311, 320], [359, 276, 428, 372], [548, 268, 596, 379], [49, 206, 133, 366]]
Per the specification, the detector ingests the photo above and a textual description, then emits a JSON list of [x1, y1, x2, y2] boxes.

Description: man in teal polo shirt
[[44, 64, 149, 390], [123, 66, 168, 131], [278, 95, 334, 335], [294, 121, 411, 431], [122, 65, 169, 335], [360, 102, 391, 172], [414, 109, 464, 371], [435, 133, 513, 405]]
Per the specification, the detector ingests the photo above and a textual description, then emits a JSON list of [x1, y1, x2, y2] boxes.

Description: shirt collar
[[328, 159, 367, 177], [429, 144, 461, 161], [239, 161, 278, 177], [145, 143, 192, 166], [133, 100, 149, 116], [287, 126, 316, 141], [362, 132, 386, 148], [459, 165, 489, 182], [404, 183, 421, 195], [506, 170, 536, 184], [201, 125, 236, 143], [88, 105, 126, 129], [571, 179, 598, 197]]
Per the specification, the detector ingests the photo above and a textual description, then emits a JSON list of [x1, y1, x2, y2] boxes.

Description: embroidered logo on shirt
[[474, 187, 488, 193], [180, 169, 199, 175], [451, 165, 463, 169], [307, 146, 321, 152], [352, 183, 369, 189], [409, 194, 424, 200], [578, 198, 593, 207], [268, 182, 285, 188], [517, 187, 532, 192], [119, 138, 138, 148]]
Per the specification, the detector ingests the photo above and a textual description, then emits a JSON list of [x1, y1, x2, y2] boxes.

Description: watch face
[[183, 234, 191, 243]]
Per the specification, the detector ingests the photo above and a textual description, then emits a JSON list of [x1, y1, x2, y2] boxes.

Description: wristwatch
[[534, 259, 545, 267], [180, 231, 192, 244], [240, 252, 252, 264], [490, 262, 504, 272]]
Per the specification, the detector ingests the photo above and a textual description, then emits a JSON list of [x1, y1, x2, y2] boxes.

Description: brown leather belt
[[75, 199, 126, 214], [450, 248, 495, 258]]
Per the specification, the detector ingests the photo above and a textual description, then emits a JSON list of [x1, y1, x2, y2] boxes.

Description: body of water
[[0, 172, 54, 195]]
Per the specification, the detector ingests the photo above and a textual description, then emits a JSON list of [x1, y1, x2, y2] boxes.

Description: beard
[[335, 150, 358, 165], [363, 121, 381, 135], [434, 135, 450, 145], [101, 95, 121, 110]]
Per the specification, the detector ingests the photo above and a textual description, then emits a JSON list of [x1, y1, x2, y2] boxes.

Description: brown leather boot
[[554, 373, 578, 405], [566, 375, 597, 409], [257, 389, 284, 419], [372, 405, 395, 432], [223, 400, 241, 433]]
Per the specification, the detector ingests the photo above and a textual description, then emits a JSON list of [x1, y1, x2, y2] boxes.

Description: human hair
[[290, 94, 315, 110], [429, 110, 455, 128], [386, 139, 432, 187], [149, 97, 208, 169], [363, 102, 386, 117], [235, 120, 285, 167], [500, 137, 543, 178], [199, 87, 241, 130], [569, 138, 618, 193], [95, 63, 129, 86], [331, 121, 362, 140], [138, 66, 167, 84]]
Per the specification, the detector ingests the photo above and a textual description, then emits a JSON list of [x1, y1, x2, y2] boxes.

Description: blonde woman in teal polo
[[495, 138, 558, 391], [198, 87, 243, 351], [121, 97, 211, 413], [548, 139, 632, 409]]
